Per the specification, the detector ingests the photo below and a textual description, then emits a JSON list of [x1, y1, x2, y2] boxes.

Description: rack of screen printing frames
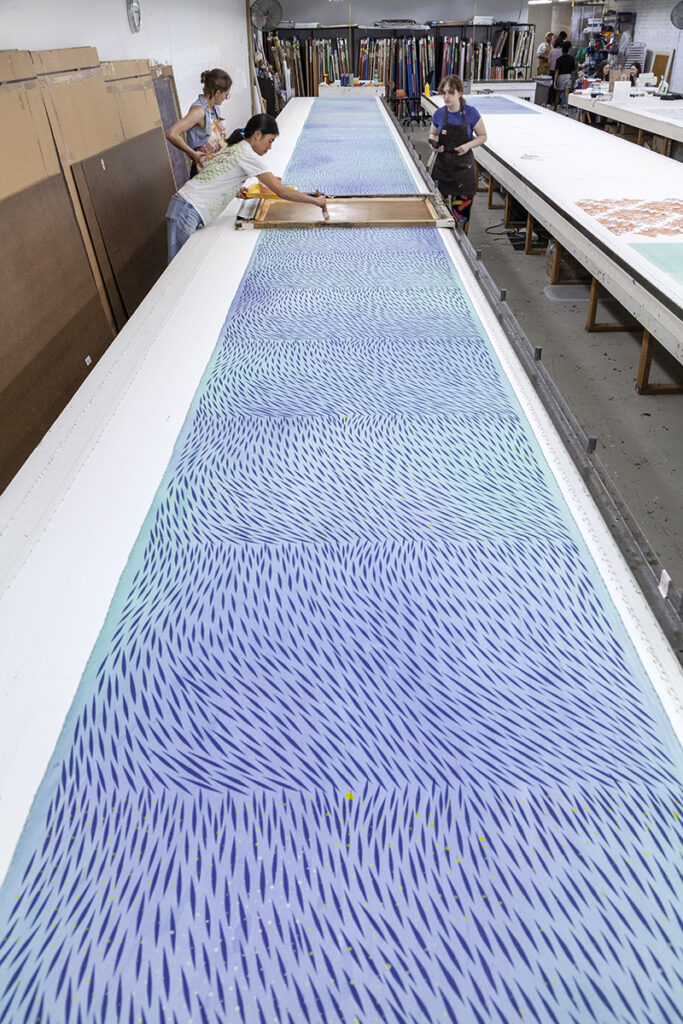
[[438, 22, 535, 82], [260, 28, 354, 101], [260, 21, 535, 118], [380, 98, 683, 656], [261, 24, 435, 121]]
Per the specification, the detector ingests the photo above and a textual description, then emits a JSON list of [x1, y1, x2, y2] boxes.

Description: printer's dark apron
[[432, 107, 476, 196]]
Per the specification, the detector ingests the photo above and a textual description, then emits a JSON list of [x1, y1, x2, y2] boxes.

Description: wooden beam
[[245, 0, 258, 116]]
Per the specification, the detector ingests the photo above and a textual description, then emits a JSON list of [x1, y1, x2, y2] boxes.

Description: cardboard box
[[32, 48, 123, 164], [0, 49, 36, 82], [30, 47, 100, 75], [27, 47, 122, 334], [102, 59, 162, 139], [0, 51, 59, 199]]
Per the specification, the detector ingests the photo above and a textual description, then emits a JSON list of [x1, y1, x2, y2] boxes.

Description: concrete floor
[[409, 126, 683, 587]]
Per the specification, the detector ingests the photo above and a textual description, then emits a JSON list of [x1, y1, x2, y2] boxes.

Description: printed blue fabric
[[1, 97, 681, 1024]]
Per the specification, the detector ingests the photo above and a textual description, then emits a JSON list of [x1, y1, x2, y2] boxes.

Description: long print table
[[422, 92, 683, 384], [0, 97, 682, 1024], [569, 91, 683, 151]]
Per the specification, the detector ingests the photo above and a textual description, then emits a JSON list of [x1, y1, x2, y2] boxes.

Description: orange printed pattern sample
[[576, 198, 683, 237]]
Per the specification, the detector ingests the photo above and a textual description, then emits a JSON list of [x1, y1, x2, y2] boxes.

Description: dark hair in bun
[[200, 68, 232, 95]]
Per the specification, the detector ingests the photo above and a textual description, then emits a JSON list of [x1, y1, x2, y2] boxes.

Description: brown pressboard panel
[[152, 70, 189, 189], [74, 129, 175, 317], [72, 163, 128, 330], [0, 175, 114, 491]]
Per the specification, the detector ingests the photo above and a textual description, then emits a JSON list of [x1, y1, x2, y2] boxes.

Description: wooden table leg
[[549, 241, 586, 285], [524, 212, 546, 255], [488, 175, 505, 210], [586, 276, 629, 331], [504, 192, 525, 229], [636, 330, 654, 391], [636, 330, 683, 394], [550, 240, 562, 284]]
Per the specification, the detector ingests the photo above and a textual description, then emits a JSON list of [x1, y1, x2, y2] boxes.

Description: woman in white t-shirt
[[165, 114, 328, 261]]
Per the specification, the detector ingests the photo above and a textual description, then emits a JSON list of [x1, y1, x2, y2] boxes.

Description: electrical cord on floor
[[484, 221, 514, 237]]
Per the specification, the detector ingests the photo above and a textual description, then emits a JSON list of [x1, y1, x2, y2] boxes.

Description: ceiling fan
[[250, 0, 283, 31]]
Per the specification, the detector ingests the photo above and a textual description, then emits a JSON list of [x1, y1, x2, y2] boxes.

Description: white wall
[[281, 0, 530, 26], [614, 0, 682, 90], [0, 0, 252, 128]]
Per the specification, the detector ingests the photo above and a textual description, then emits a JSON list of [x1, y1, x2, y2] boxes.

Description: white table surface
[[423, 93, 683, 365], [469, 80, 535, 101], [569, 91, 683, 144], [1, 96, 681, 885]]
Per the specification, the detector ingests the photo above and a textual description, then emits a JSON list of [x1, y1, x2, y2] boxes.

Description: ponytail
[[226, 128, 245, 146], [227, 113, 279, 147]]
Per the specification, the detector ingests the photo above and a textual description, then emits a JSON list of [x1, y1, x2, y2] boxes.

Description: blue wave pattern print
[[1, 99, 682, 1024], [283, 98, 417, 193], [467, 97, 541, 116]]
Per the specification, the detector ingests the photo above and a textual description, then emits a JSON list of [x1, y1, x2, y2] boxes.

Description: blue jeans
[[166, 194, 204, 262]]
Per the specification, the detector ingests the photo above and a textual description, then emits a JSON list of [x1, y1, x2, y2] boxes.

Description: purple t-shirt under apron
[[431, 105, 482, 140]]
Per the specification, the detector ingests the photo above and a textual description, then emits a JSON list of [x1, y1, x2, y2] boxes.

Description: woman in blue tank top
[[166, 68, 232, 178]]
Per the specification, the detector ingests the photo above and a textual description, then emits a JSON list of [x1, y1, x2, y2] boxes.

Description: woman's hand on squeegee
[[314, 195, 328, 211]]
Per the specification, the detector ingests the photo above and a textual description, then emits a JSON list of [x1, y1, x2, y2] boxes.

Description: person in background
[[166, 68, 232, 178], [554, 41, 577, 113], [547, 33, 567, 107], [595, 59, 610, 82], [588, 61, 611, 128], [548, 32, 567, 75], [536, 32, 554, 76], [428, 74, 487, 234], [629, 61, 642, 87], [165, 114, 327, 262]]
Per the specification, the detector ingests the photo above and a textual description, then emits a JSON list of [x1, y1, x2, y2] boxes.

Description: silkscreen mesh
[[1, 98, 681, 1024]]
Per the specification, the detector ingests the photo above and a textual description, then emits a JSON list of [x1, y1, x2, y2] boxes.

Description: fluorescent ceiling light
[[528, 1, 552, 5]]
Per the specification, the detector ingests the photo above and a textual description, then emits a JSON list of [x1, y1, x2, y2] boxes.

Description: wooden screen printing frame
[[235, 192, 454, 229]]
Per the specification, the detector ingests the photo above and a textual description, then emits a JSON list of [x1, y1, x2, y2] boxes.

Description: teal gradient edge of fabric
[[629, 240, 683, 286]]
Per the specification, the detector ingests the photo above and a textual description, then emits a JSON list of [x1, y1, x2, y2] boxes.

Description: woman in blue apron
[[166, 68, 232, 177], [429, 74, 487, 234]]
